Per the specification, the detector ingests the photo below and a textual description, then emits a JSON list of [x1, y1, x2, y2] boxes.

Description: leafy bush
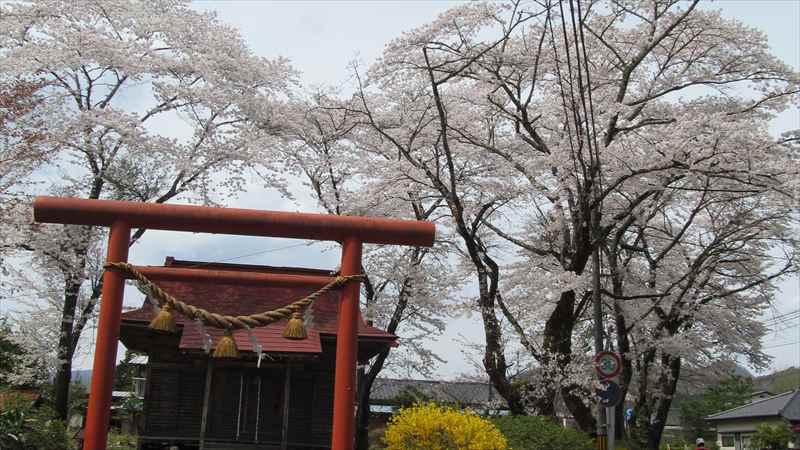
[[107, 431, 137, 450], [492, 415, 593, 450], [752, 423, 793, 450], [0, 320, 27, 387], [0, 393, 73, 450], [383, 402, 507, 450]]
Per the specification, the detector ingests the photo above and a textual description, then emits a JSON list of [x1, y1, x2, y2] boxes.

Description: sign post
[[607, 406, 616, 450], [594, 351, 622, 450]]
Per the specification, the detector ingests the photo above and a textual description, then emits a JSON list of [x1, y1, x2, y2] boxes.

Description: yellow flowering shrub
[[383, 403, 508, 450]]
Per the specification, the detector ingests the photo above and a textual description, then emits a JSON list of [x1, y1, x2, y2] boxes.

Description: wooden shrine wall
[[145, 365, 206, 439], [141, 356, 335, 449]]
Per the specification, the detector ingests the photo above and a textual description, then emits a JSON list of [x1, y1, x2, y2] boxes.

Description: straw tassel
[[149, 303, 177, 333], [213, 329, 240, 358], [282, 312, 307, 340]]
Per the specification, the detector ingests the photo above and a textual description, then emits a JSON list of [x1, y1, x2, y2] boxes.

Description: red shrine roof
[[120, 257, 396, 358]]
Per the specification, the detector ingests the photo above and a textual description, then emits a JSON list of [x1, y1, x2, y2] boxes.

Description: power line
[[763, 341, 800, 350], [0, 241, 324, 310], [764, 308, 800, 322], [764, 313, 800, 329], [179, 241, 316, 269]]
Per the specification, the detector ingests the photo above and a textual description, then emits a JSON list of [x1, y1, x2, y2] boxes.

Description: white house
[[706, 390, 800, 450]]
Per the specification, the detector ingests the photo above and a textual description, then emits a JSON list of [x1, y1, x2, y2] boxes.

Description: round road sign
[[596, 380, 622, 407], [594, 351, 622, 379]]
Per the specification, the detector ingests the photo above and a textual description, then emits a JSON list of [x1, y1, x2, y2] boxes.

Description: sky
[[61, 0, 800, 379]]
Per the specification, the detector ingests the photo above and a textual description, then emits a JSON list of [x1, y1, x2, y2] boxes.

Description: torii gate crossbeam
[[33, 196, 435, 450]]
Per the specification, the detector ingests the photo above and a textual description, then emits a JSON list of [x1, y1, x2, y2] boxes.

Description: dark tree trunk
[[355, 348, 389, 450], [53, 349, 74, 420], [478, 267, 525, 416], [612, 268, 634, 442], [52, 179, 103, 420], [561, 384, 596, 432], [647, 354, 681, 450], [630, 348, 656, 449], [539, 292, 573, 418], [53, 276, 83, 420], [541, 289, 598, 431], [537, 223, 595, 428], [355, 369, 370, 450]]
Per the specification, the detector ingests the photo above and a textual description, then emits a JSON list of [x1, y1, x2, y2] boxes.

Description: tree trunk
[[538, 301, 570, 417], [629, 347, 655, 448], [355, 368, 370, 450], [613, 280, 633, 441], [541, 289, 598, 430], [53, 349, 74, 420], [355, 348, 389, 450], [53, 277, 83, 420], [647, 354, 681, 450], [478, 272, 525, 415], [561, 384, 596, 432]]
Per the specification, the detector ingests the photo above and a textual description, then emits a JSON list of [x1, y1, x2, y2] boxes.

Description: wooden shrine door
[[206, 367, 286, 445]]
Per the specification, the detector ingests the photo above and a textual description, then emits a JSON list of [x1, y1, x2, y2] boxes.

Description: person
[[695, 437, 706, 449]]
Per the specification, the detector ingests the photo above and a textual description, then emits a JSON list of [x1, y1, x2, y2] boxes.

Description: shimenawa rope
[[104, 262, 363, 331]]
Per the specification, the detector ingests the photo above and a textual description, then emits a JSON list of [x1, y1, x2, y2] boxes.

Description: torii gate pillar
[[332, 238, 363, 449], [84, 222, 130, 450]]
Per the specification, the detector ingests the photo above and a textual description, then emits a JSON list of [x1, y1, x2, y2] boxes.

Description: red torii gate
[[33, 196, 435, 450]]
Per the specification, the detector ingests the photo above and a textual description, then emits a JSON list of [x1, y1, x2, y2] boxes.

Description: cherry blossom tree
[[0, 78, 52, 312], [344, 0, 799, 439], [0, 79, 51, 202], [0, 0, 295, 419], [602, 112, 798, 446], [276, 95, 457, 449]]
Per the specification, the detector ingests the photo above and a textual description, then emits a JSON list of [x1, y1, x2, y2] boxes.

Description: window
[[720, 434, 735, 447], [132, 377, 146, 399]]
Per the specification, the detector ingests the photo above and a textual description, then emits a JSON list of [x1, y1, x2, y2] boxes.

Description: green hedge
[[492, 415, 594, 450]]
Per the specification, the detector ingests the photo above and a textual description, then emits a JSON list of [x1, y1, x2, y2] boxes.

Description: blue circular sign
[[595, 380, 622, 407]]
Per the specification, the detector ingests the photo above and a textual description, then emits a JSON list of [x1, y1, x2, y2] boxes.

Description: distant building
[[73, 356, 148, 448], [705, 390, 800, 450], [370, 378, 506, 414], [368, 377, 579, 428]]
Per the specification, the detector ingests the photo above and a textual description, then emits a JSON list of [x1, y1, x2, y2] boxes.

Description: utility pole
[[592, 242, 607, 450], [592, 186, 614, 449]]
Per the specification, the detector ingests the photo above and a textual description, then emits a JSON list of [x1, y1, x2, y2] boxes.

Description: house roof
[[706, 390, 800, 422], [112, 391, 136, 398], [370, 378, 505, 408], [120, 258, 395, 357]]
